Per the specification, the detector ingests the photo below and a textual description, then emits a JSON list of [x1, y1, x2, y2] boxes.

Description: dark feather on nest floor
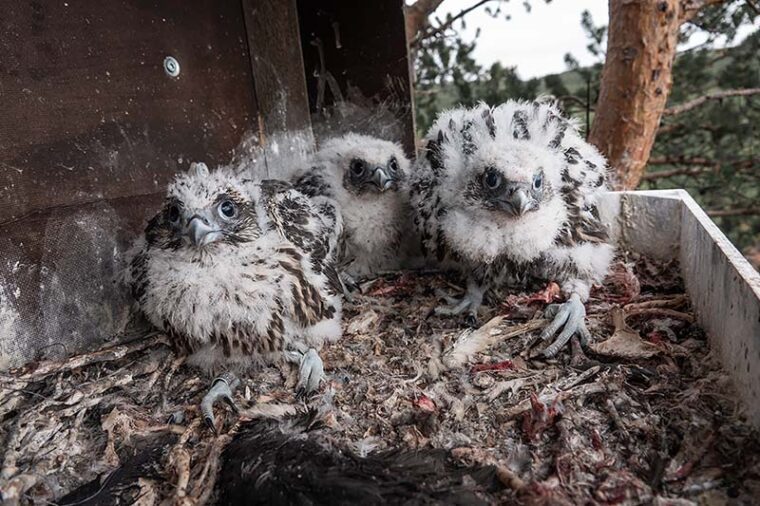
[[217, 410, 500, 506]]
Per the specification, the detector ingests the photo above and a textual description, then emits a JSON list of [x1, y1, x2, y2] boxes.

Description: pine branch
[[641, 166, 715, 180], [662, 88, 760, 116], [658, 122, 724, 135], [647, 156, 716, 166], [708, 207, 760, 217], [555, 95, 592, 110], [413, 0, 496, 46], [680, 0, 727, 23], [643, 158, 759, 180], [657, 123, 684, 135], [744, 0, 760, 15], [405, 0, 448, 43]]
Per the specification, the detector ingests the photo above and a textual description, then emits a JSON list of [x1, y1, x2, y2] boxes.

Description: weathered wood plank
[[677, 192, 760, 428], [0, 0, 257, 222], [600, 190, 760, 428], [296, 0, 416, 154], [241, 0, 313, 138]]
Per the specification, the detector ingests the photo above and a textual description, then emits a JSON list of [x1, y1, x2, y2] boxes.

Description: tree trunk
[[589, 0, 682, 190], [404, 0, 446, 43]]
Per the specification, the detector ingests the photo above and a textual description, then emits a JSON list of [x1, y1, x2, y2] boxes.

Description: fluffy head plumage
[[146, 163, 260, 251], [314, 133, 410, 196]]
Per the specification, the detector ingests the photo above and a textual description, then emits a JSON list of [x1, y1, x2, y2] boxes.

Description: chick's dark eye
[[219, 200, 237, 219], [388, 157, 398, 172], [533, 174, 543, 189], [483, 170, 502, 190], [168, 205, 180, 224], [350, 159, 366, 176]]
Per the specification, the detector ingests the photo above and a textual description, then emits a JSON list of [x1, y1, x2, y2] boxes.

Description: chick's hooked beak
[[371, 167, 394, 192], [187, 213, 223, 247], [497, 183, 534, 217]]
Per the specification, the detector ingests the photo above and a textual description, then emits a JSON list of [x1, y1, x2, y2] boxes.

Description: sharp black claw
[[340, 272, 359, 300], [542, 348, 557, 359], [200, 372, 241, 434], [166, 410, 185, 425], [222, 395, 240, 413]]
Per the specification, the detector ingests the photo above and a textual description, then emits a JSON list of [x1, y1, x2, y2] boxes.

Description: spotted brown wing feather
[[409, 108, 468, 265], [550, 121, 610, 248], [129, 245, 150, 305], [293, 168, 332, 198], [410, 142, 447, 262], [262, 181, 342, 316], [261, 180, 341, 268], [257, 178, 294, 196]]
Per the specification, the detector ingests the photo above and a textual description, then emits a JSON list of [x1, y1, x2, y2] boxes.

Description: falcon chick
[[129, 162, 343, 429], [294, 133, 412, 280], [410, 101, 614, 357]]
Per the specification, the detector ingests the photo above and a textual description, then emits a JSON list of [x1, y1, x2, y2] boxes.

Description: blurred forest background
[[405, 0, 760, 268]]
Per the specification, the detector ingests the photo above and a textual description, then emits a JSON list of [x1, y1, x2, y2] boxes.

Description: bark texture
[[589, 0, 683, 189], [405, 0, 447, 43]]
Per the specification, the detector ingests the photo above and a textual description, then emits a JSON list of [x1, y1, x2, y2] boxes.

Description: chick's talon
[[166, 410, 185, 425], [434, 288, 463, 306], [540, 293, 590, 358], [296, 348, 324, 398], [433, 287, 483, 326], [200, 372, 240, 434], [339, 271, 359, 300], [434, 297, 473, 316], [463, 313, 479, 329]]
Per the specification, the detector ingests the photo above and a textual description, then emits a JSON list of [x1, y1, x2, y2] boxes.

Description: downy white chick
[[410, 101, 614, 357], [294, 133, 412, 280], [129, 163, 343, 429]]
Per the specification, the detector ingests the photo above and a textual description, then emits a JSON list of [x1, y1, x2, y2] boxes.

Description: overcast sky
[[437, 0, 760, 79]]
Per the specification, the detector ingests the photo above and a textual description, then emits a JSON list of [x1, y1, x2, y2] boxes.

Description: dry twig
[[1, 333, 166, 385], [498, 382, 610, 421], [451, 446, 526, 491]]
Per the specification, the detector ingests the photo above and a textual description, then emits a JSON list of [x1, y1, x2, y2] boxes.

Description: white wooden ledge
[[601, 190, 760, 427]]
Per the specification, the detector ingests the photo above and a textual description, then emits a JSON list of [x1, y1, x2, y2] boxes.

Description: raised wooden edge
[[602, 189, 760, 427]]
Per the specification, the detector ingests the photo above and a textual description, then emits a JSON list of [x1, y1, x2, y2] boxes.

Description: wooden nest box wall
[[0, 0, 414, 369]]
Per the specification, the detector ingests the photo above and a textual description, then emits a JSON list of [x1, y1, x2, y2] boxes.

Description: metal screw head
[[163, 56, 180, 77]]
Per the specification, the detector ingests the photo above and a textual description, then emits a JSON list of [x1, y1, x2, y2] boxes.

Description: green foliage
[[414, 32, 540, 133], [413, 7, 604, 136], [646, 30, 760, 251], [414, 32, 480, 133], [413, 1, 543, 134], [637, 2, 759, 253]]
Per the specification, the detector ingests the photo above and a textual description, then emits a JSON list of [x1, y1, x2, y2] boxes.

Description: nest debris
[[1, 253, 759, 505]]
